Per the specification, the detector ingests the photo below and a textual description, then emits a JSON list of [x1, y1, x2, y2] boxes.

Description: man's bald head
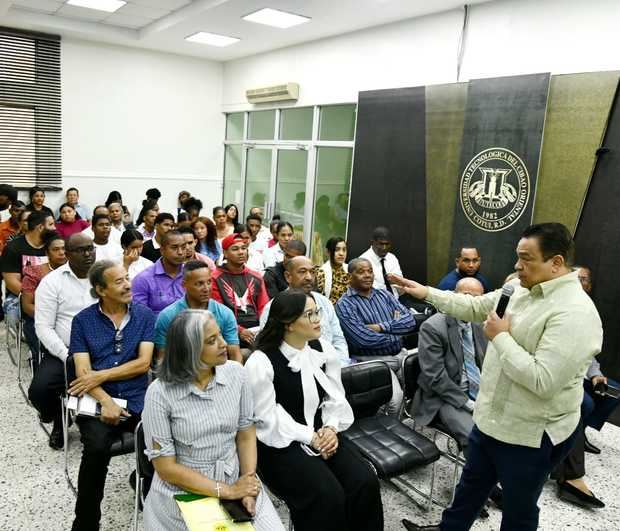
[[284, 256, 315, 294], [455, 277, 484, 297], [65, 233, 95, 276]]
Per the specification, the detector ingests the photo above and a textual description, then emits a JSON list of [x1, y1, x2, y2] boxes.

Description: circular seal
[[459, 147, 530, 232]]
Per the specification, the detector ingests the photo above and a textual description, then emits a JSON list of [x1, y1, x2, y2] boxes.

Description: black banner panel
[[450, 73, 550, 288], [348, 87, 427, 283], [575, 83, 620, 381]]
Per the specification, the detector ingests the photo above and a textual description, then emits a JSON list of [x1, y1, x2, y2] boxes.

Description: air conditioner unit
[[246, 83, 299, 104]]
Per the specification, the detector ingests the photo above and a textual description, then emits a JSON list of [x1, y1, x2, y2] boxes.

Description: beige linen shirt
[[426, 271, 602, 448]]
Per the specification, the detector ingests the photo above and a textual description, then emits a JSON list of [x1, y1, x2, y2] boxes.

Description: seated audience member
[[246, 289, 383, 531], [21, 232, 67, 367], [0, 183, 17, 222], [192, 216, 222, 263], [178, 226, 215, 269], [211, 233, 269, 349], [0, 200, 25, 255], [260, 256, 349, 365], [225, 203, 240, 229], [154, 260, 240, 362], [182, 196, 202, 222], [90, 213, 123, 263], [120, 229, 153, 280], [135, 188, 161, 226], [244, 214, 268, 271], [142, 310, 284, 531], [62, 187, 91, 221], [315, 237, 351, 304], [132, 230, 186, 317], [141, 212, 175, 262], [14, 209, 31, 240], [56, 203, 90, 238], [360, 226, 403, 297], [213, 206, 234, 241], [176, 212, 191, 229], [263, 239, 306, 298], [137, 201, 158, 241], [266, 217, 280, 248], [553, 266, 618, 509], [237, 225, 264, 273], [28, 233, 97, 449], [336, 257, 419, 415], [25, 186, 54, 218], [176, 190, 191, 215], [437, 247, 491, 293], [262, 221, 294, 269], [249, 207, 272, 242], [1, 210, 54, 323], [67, 260, 155, 531], [108, 200, 134, 236], [413, 278, 487, 450]]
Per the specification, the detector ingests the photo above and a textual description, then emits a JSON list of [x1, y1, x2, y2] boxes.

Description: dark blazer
[[412, 312, 487, 426]]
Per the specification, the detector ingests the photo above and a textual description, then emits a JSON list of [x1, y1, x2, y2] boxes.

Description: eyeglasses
[[302, 308, 323, 324], [68, 245, 95, 255], [114, 329, 123, 354]]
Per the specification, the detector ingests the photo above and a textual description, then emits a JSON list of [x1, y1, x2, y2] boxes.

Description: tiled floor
[[1, 326, 619, 530]]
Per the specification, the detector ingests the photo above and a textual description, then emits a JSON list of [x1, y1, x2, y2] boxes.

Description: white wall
[[40, 38, 225, 218], [222, 0, 620, 111]]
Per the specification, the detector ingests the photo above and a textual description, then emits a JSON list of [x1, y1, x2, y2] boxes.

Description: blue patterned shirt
[[69, 302, 156, 413]]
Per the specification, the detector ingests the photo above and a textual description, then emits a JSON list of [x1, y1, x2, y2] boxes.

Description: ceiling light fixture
[[242, 8, 311, 29], [66, 0, 126, 13], [185, 32, 240, 47]]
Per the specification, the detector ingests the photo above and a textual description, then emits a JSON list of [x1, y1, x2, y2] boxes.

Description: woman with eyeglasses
[[245, 289, 383, 531], [142, 310, 284, 531]]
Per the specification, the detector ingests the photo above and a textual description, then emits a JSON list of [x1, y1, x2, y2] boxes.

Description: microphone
[[495, 284, 515, 319]]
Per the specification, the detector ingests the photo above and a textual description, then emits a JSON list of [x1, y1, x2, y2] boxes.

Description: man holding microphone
[[397, 223, 602, 531]]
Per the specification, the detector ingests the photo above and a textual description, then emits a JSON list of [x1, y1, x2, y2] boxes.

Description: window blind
[[0, 26, 61, 189]]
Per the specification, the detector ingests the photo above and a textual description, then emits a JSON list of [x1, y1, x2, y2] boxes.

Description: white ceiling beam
[[138, 0, 233, 39], [0, 1, 13, 20]]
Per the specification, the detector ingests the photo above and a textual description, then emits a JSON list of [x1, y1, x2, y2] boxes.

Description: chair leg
[[6, 317, 18, 366], [62, 395, 77, 497], [134, 476, 142, 531]]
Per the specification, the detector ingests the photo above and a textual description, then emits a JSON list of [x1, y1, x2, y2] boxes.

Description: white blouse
[[262, 243, 283, 269], [245, 338, 354, 449]]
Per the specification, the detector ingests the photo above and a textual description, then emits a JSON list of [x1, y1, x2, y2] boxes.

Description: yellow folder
[[174, 494, 255, 531]]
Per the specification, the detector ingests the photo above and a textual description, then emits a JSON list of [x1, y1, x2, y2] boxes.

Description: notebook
[[174, 494, 255, 531], [66, 394, 127, 417]]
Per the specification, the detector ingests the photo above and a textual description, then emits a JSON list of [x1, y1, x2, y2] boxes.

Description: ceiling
[[0, 0, 494, 62]]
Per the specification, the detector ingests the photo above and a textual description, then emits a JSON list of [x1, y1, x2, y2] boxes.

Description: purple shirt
[[131, 258, 185, 317]]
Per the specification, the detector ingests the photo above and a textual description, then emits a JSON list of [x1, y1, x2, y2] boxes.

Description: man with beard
[[438, 247, 491, 293]]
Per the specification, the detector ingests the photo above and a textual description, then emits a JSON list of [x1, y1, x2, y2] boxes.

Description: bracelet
[[215, 481, 221, 498]]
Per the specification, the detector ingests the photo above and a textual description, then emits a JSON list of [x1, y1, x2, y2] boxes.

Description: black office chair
[[401, 352, 465, 502], [61, 356, 135, 496], [340, 360, 441, 511], [133, 420, 154, 531], [4, 295, 20, 366]]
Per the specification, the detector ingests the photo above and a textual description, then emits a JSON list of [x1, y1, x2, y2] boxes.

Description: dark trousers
[[28, 354, 71, 423], [554, 378, 620, 481], [22, 314, 41, 372], [440, 424, 578, 531], [72, 414, 140, 531], [258, 440, 383, 531]]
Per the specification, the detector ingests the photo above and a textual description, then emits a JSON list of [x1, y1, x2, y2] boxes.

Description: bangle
[[215, 481, 221, 498]]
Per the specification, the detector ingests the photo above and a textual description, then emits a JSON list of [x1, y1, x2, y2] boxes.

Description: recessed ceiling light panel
[[242, 8, 311, 29], [66, 0, 126, 13], [185, 32, 240, 47]]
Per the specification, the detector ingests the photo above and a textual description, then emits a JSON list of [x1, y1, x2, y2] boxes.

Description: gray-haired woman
[[142, 309, 284, 530]]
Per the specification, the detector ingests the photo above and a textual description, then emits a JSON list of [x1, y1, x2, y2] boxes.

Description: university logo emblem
[[460, 147, 530, 232]]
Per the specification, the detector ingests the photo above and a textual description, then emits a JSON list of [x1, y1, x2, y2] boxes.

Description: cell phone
[[220, 499, 253, 523], [593, 381, 620, 399]]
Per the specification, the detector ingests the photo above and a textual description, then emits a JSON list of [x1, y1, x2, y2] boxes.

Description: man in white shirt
[[259, 256, 350, 365], [360, 226, 403, 298], [244, 214, 268, 272], [28, 233, 98, 449], [249, 207, 272, 242], [90, 213, 123, 264]]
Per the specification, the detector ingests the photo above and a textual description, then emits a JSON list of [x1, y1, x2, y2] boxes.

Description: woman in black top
[[25, 186, 54, 218], [245, 289, 383, 531]]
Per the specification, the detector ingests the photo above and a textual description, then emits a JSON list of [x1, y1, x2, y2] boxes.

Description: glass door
[[243, 146, 273, 221], [274, 147, 309, 241]]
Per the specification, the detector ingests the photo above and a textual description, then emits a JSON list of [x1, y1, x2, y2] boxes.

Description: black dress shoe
[[401, 519, 441, 531], [584, 436, 601, 455], [558, 481, 605, 508], [48, 419, 64, 450]]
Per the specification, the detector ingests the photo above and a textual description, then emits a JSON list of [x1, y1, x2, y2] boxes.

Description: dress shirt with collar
[[335, 286, 417, 357], [425, 272, 603, 448], [359, 247, 403, 297], [259, 291, 350, 365], [131, 258, 185, 317], [82, 225, 122, 245], [245, 338, 354, 448], [69, 302, 155, 413], [262, 243, 284, 269], [34, 262, 97, 362], [137, 223, 155, 241]]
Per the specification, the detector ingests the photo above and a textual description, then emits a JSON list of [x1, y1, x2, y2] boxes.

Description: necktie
[[381, 258, 393, 293], [461, 323, 480, 400]]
